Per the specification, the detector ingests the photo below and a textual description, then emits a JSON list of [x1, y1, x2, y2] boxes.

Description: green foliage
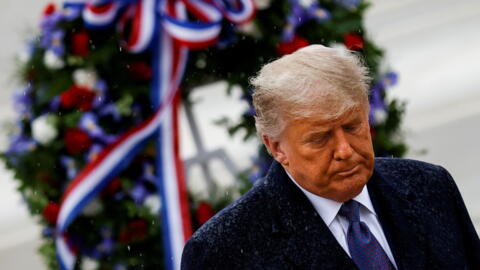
[[373, 99, 408, 157], [39, 239, 60, 270]]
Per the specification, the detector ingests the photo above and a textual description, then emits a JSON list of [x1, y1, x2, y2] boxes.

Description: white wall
[[0, 1, 62, 268], [365, 0, 480, 226]]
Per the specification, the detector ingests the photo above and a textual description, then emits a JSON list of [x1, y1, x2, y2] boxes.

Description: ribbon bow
[[56, 1, 255, 269]]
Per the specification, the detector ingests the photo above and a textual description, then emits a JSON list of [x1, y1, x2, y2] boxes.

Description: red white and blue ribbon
[[57, 0, 255, 270]]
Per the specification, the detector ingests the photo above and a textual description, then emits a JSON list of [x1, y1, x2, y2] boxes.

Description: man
[[181, 45, 480, 269]]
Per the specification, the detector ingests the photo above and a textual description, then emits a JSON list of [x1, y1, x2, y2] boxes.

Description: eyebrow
[[303, 131, 329, 141]]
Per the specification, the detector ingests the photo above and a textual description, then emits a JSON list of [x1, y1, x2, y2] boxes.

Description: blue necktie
[[339, 200, 396, 270]]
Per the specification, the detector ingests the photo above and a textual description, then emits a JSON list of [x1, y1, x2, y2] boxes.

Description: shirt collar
[[285, 170, 377, 226]]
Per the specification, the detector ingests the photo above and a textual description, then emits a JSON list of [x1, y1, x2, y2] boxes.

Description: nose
[[333, 129, 354, 161]]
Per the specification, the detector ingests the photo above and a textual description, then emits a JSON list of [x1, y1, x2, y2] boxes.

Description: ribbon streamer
[[56, 0, 255, 269]]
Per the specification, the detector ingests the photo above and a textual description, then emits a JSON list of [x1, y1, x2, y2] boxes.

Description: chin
[[332, 189, 361, 203], [333, 176, 368, 202]]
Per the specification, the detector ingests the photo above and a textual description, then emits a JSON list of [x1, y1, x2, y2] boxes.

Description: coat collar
[[367, 162, 429, 270], [262, 161, 356, 270], [263, 159, 428, 270], [286, 170, 376, 227]]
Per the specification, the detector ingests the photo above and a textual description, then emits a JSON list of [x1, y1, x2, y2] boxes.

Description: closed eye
[[343, 123, 361, 133], [304, 132, 330, 145]]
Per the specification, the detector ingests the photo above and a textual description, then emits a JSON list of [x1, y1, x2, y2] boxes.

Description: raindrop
[[195, 59, 206, 69]]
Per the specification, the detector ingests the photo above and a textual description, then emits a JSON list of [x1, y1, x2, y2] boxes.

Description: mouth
[[336, 165, 359, 177]]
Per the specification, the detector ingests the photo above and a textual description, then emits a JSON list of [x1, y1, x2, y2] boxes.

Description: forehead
[[301, 105, 366, 127]]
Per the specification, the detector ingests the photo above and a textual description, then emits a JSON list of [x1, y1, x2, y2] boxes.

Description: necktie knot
[[339, 200, 360, 223]]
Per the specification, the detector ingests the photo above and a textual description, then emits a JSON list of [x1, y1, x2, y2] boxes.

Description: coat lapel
[[367, 166, 429, 270], [264, 162, 357, 270]]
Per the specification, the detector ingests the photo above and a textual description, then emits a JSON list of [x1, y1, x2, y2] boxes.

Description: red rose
[[43, 3, 56, 16], [71, 30, 90, 57], [43, 202, 60, 225], [128, 61, 152, 81], [101, 178, 122, 196], [74, 88, 96, 111], [26, 71, 36, 81], [344, 33, 364, 51], [62, 234, 80, 255], [60, 86, 78, 108], [277, 35, 310, 56], [119, 219, 148, 243], [196, 202, 215, 226], [370, 126, 376, 138], [60, 85, 95, 111], [36, 171, 53, 185], [64, 128, 92, 154]]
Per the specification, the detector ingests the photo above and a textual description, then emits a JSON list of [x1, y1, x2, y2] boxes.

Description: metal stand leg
[[182, 96, 240, 199]]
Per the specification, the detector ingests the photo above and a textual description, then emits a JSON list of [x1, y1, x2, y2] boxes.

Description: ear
[[262, 135, 289, 166]]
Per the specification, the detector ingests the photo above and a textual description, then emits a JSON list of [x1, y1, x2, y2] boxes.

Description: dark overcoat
[[181, 158, 480, 269]]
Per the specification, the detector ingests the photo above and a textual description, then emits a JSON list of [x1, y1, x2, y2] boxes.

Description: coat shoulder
[[192, 178, 274, 241], [375, 157, 445, 174], [374, 157, 452, 188], [182, 178, 276, 269], [373, 158, 480, 268]]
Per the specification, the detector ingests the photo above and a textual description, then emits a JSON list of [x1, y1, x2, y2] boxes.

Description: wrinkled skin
[[263, 104, 375, 202]]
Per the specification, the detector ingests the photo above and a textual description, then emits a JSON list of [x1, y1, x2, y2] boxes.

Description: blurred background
[[1, 0, 479, 268]]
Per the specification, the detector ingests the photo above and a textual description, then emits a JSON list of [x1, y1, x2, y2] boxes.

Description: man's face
[[264, 104, 374, 202]]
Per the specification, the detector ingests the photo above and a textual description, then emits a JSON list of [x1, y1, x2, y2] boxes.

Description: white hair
[[250, 44, 371, 138]]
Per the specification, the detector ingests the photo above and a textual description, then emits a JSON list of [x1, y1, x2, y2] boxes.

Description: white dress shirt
[[286, 172, 398, 268]]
